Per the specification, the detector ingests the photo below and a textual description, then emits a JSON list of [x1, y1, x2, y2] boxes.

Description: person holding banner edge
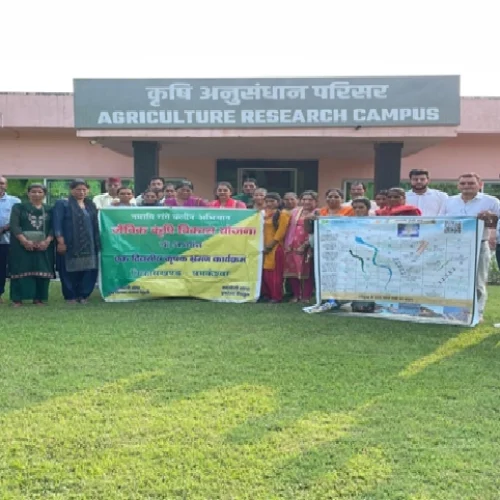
[[441, 172, 500, 322]]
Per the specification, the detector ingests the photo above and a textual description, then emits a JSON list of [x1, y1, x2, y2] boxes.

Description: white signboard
[[312, 217, 482, 326]]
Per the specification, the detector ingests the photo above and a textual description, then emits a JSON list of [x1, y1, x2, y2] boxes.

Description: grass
[[1, 285, 500, 499]]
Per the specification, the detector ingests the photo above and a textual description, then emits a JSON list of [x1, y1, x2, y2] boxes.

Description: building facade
[[1, 81, 499, 202]]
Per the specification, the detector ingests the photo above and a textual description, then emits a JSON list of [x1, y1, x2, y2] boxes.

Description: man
[[111, 187, 135, 206], [234, 178, 257, 208], [405, 169, 448, 216], [342, 182, 377, 214], [135, 177, 166, 205], [441, 173, 500, 322], [0, 176, 21, 303], [93, 177, 131, 209]]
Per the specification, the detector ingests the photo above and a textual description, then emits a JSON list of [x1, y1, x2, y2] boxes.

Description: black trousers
[[497, 244, 500, 270], [0, 244, 9, 296]]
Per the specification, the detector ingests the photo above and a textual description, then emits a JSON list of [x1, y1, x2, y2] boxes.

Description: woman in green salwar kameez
[[8, 184, 55, 306]]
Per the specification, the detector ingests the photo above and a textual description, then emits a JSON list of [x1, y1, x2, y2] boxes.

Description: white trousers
[[477, 241, 491, 315]]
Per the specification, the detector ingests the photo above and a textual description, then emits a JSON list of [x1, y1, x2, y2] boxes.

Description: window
[[46, 179, 101, 205], [4, 178, 136, 204], [5, 179, 44, 202], [483, 182, 500, 199]]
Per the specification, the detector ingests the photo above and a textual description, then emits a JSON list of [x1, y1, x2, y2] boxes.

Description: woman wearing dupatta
[[208, 182, 247, 209], [53, 179, 100, 304], [318, 188, 352, 216], [261, 193, 290, 303], [284, 191, 318, 302], [375, 188, 422, 216], [8, 184, 55, 306], [164, 180, 208, 207]]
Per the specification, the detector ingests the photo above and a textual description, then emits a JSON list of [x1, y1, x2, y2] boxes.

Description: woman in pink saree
[[283, 191, 318, 302]]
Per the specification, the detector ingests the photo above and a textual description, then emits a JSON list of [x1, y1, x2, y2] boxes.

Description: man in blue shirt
[[0, 176, 21, 302]]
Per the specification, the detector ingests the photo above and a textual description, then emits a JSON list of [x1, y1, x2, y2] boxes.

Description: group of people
[[0, 169, 499, 321], [0, 179, 100, 307]]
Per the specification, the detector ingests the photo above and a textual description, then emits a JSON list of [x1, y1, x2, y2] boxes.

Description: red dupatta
[[375, 205, 422, 216]]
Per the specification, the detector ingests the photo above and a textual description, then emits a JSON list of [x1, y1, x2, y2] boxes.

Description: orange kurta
[[263, 210, 290, 270], [318, 206, 353, 217]]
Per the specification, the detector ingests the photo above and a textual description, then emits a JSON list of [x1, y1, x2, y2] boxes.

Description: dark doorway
[[216, 160, 319, 196]]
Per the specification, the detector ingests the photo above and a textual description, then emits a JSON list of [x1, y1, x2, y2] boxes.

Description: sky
[[2, 0, 498, 96]]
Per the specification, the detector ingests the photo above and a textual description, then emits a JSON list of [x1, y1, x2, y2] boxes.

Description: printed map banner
[[314, 216, 482, 326], [99, 208, 263, 302]]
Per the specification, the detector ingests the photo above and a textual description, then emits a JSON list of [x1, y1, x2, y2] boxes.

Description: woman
[[209, 182, 247, 209], [8, 183, 55, 306], [284, 191, 318, 302], [252, 188, 267, 211], [164, 180, 208, 207], [318, 189, 353, 216], [283, 192, 299, 213], [374, 190, 388, 210], [53, 179, 100, 304], [375, 187, 422, 216], [164, 183, 176, 200], [261, 193, 290, 303], [141, 189, 161, 207]]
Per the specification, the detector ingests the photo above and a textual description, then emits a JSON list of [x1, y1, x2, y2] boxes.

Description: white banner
[[308, 216, 483, 327]]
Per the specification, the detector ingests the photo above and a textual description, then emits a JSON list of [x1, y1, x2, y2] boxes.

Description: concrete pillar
[[374, 142, 403, 193], [133, 141, 160, 195]]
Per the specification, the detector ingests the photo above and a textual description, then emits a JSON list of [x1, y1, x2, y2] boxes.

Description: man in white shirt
[[405, 168, 448, 216], [0, 176, 21, 303], [93, 177, 134, 209], [441, 172, 500, 321]]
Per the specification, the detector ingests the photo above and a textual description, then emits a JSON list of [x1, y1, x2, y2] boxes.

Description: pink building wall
[[319, 134, 500, 193], [1, 132, 500, 200]]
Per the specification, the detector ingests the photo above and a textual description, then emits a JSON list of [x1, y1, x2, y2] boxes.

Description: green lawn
[[1, 285, 500, 499]]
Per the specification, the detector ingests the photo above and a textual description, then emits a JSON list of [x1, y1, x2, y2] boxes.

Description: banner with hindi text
[[99, 208, 263, 302]]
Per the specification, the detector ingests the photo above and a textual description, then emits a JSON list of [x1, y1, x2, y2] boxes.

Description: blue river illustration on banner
[[309, 216, 482, 327]]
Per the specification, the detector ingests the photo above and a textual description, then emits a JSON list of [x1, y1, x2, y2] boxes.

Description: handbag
[[23, 231, 46, 242], [23, 206, 46, 243]]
